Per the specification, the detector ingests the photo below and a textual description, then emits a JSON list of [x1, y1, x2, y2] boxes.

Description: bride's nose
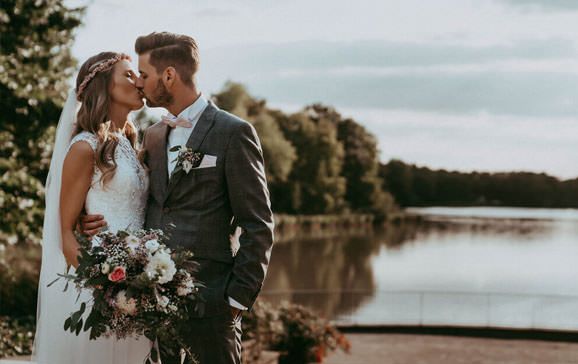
[[128, 73, 138, 85]]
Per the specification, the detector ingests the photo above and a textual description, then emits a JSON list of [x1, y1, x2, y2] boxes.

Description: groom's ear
[[162, 66, 177, 89]]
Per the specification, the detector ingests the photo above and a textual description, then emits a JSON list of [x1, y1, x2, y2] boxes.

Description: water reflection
[[262, 221, 419, 319], [262, 208, 578, 328], [262, 232, 379, 319]]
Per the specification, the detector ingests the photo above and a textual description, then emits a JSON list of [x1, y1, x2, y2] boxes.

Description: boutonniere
[[169, 145, 204, 175]]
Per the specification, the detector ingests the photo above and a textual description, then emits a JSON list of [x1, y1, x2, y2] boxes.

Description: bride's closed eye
[[126, 70, 137, 81]]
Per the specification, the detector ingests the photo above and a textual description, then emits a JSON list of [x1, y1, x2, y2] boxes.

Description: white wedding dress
[[32, 124, 153, 363]]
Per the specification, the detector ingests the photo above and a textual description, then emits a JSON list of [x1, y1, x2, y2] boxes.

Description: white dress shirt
[[165, 94, 247, 311], [166, 95, 209, 176]]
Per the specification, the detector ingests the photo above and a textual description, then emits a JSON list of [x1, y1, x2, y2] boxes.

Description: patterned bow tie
[[161, 115, 193, 128]]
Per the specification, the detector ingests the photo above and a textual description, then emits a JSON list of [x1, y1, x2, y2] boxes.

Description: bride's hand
[[79, 214, 107, 236]]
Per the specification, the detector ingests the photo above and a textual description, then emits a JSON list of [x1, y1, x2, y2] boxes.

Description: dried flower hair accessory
[[76, 54, 127, 99]]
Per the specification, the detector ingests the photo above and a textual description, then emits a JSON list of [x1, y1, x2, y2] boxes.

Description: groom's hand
[[79, 214, 107, 236]]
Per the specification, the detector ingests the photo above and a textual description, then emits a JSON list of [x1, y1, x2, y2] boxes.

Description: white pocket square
[[193, 154, 217, 169]]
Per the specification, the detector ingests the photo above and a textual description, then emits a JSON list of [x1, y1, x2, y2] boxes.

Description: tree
[[0, 0, 84, 246], [308, 104, 395, 215], [380, 160, 414, 206], [213, 82, 297, 185], [213, 83, 400, 215], [275, 110, 347, 214]]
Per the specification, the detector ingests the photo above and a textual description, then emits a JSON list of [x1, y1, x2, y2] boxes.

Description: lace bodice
[[67, 131, 149, 232]]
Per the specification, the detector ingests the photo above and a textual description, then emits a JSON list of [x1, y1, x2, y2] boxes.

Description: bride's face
[[109, 60, 144, 110]]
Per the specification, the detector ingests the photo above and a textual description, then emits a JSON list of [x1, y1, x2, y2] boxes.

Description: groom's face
[[136, 53, 173, 108]]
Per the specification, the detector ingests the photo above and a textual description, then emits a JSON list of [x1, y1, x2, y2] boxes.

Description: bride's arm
[[60, 141, 95, 268]]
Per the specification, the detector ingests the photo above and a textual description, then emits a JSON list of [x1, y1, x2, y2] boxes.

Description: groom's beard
[[144, 79, 173, 108]]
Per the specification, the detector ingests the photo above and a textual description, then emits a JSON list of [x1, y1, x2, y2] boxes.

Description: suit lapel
[[148, 123, 171, 203], [165, 101, 218, 200]]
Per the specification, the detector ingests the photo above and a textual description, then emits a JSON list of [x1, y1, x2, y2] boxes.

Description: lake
[[261, 207, 578, 330]]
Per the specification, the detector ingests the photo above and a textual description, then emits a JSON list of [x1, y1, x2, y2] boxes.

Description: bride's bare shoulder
[[63, 132, 96, 176], [64, 139, 95, 169]]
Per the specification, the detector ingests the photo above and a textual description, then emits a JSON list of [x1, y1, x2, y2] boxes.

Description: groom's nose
[[135, 78, 143, 89]]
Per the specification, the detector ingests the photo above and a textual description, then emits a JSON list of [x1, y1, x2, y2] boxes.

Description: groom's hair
[[135, 32, 199, 86]]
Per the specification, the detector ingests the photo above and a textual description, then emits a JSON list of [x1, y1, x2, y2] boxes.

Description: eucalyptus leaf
[[75, 319, 83, 335], [70, 310, 82, 327], [89, 327, 98, 340], [64, 317, 71, 331], [83, 312, 94, 332], [47, 277, 60, 287]]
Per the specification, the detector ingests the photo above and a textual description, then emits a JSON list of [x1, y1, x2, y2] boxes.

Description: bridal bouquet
[[49, 228, 204, 364]]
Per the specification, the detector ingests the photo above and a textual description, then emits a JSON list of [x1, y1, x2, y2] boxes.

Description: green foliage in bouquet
[[49, 229, 204, 364]]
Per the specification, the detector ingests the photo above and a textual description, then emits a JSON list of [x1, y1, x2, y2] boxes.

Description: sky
[[66, 0, 578, 179]]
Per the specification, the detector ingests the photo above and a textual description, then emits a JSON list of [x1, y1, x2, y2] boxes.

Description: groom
[[83, 32, 275, 364]]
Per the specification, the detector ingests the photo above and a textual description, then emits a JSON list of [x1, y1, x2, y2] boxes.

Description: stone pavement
[[325, 333, 578, 364], [5, 333, 578, 364]]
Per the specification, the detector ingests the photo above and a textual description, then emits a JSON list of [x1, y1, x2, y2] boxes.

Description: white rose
[[144, 239, 160, 253], [116, 290, 137, 316], [101, 262, 110, 274], [144, 251, 176, 284]]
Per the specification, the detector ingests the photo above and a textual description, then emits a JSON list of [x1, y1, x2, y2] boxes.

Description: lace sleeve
[[67, 131, 98, 153]]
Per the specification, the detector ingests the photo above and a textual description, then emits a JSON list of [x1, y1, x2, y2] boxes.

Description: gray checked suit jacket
[[142, 101, 274, 317]]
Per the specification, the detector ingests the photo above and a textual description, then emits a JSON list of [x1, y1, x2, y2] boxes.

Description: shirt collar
[[169, 94, 208, 121]]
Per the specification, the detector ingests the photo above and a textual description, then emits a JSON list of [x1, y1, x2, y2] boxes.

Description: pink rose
[[108, 266, 126, 282]]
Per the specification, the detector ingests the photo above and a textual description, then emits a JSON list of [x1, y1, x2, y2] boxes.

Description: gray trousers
[[161, 311, 242, 364]]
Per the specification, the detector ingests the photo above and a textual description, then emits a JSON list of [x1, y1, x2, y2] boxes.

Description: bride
[[32, 51, 154, 363]]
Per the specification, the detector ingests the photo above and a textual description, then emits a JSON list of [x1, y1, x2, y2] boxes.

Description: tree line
[[380, 160, 578, 207]]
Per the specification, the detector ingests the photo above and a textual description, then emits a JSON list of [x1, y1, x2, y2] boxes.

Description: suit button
[[163, 207, 170, 213]]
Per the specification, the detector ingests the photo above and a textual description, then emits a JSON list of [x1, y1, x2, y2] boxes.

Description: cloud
[[250, 69, 578, 117], [499, 0, 578, 11], [203, 39, 575, 72], [331, 108, 578, 179], [193, 8, 238, 18], [200, 40, 578, 118]]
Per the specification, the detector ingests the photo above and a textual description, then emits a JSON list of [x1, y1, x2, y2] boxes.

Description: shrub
[[0, 316, 35, 358], [243, 301, 350, 363]]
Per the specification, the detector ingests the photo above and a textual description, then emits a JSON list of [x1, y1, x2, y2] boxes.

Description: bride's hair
[[75, 51, 139, 187]]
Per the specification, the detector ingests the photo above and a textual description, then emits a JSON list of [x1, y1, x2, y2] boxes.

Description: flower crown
[[76, 54, 127, 99]]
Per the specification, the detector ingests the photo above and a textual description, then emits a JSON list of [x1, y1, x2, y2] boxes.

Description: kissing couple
[[32, 31, 274, 364]]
